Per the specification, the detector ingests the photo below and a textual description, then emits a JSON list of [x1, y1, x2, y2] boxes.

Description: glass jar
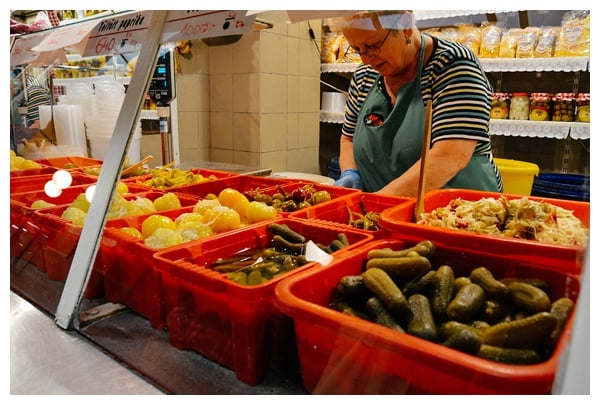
[[529, 93, 552, 121], [490, 93, 510, 119], [552, 93, 576, 122], [509, 92, 529, 120], [575, 93, 590, 122]]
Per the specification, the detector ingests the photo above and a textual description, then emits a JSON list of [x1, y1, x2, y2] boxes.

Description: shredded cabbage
[[418, 196, 589, 247]]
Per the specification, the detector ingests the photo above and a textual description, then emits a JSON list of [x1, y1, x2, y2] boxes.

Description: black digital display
[[148, 49, 175, 106]]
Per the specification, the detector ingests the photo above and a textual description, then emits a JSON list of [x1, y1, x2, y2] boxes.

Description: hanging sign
[[29, 19, 99, 54], [12, 10, 257, 63], [11, 31, 52, 66], [160, 10, 256, 43], [80, 10, 153, 56]]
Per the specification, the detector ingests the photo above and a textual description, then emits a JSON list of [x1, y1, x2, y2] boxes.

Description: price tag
[[161, 10, 256, 42], [82, 11, 153, 56], [11, 31, 53, 66]]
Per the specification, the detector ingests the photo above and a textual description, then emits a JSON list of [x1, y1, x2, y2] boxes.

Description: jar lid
[[576, 93, 590, 101], [511, 92, 529, 97], [553, 93, 575, 100]]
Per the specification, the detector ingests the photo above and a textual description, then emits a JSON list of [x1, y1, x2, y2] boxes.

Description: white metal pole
[[54, 11, 169, 330]]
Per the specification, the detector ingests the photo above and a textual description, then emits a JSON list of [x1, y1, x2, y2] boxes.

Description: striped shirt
[[25, 75, 51, 126], [342, 34, 494, 157]]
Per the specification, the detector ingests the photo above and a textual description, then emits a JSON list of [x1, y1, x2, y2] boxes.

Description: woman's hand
[[376, 139, 477, 197], [334, 169, 362, 189]]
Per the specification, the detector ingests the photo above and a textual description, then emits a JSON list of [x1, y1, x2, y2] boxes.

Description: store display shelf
[[319, 115, 590, 138], [321, 63, 359, 73], [53, 76, 130, 86], [320, 111, 344, 123], [140, 109, 158, 120], [480, 57, 589, 72], [322, 57, 589, 74], [413, 10, 516, 20], [490, 120, 589, 139]]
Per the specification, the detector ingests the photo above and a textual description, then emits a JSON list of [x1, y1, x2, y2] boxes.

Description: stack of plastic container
[[86, 79, 141, 163]]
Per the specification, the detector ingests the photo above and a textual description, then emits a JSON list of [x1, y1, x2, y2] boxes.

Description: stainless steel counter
[[10, 291, 164, 395]]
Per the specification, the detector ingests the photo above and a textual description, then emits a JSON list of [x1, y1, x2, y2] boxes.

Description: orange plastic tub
[[379, 189, 590, 275], [274, 238, 580, 394], [254, 181, 361, 217], [10, 172, 97, 195], [153, 218, 374, 385], [35, 191, 200, 298], [131, 168, 241, 191], [160, 173, 294, 197], [290, 191, 413, 237]]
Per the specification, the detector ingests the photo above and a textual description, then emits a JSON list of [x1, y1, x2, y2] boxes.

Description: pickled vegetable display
[[330, 240, 575, 365], [244, 184, 332, 213], [137, 163, 220, 188], [10, 149, 42, 170], [209, 222, 351, 285], [417, 196, 588, 247]]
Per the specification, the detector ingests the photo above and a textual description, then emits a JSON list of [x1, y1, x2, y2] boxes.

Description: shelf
[[490, 120, 589, 139], [480, 57, 589, 72], [322, 57, 589, 74], [319, 114, 590, 139], [321, 63, 359, 73], [140, 109, 158, 120], [53, 76, 131, 86], [413, 10, 516, 20], [320, 111, 344, 124]]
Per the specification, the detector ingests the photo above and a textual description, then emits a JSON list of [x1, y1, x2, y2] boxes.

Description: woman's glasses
[[344, 29, 393, 58]]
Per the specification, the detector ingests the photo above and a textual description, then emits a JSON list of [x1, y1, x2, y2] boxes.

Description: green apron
[[353, 34, 500, 193]]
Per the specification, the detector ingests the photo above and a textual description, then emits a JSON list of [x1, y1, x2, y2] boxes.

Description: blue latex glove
[[334, 169, 362, 189]]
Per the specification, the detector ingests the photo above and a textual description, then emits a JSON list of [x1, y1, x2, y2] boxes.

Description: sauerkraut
[[418, 196, 588, 247]]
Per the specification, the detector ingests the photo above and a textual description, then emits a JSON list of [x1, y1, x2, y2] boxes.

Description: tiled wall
[[142, 18, 323, 174]]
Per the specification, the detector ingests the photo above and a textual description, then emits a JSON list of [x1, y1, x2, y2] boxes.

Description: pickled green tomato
[[141, 214, 177, 239], [70, 193, 91, 212], [175, 212, 205, 225], [193, 198, 221, 215], [203, 206, 241, 233], [62, 206, 87, 226], [144, 227, 183, 249], [120, 227, 143, 239], [132, 197, 157, 214], [218, 187, 250, 217], [153, 192, 182, 211], [176, 221, 214, 242], [245, 201, 277, 223]]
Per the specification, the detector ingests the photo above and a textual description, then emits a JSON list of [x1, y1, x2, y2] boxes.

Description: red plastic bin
[[35, 156, 103, 169], [379, 189, 590, 275], [10, 183, 150, 270], [10, 184, 149, 270], [35, 209, 106, 298], [36, 191, 200, 298], [100, 206, 217, 329], [153, 218, 374, 385], [101, 201, 284, 330], [10, 172, 97, 195], [274, 237, 581, 394], [167, 174, 294, 198], [131, 168, 240, 191], [290, 191, 413, 237], [10, 164, 57, 178]]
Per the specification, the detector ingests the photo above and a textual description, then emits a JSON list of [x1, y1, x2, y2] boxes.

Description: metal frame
[[54, 11, 169, 330]]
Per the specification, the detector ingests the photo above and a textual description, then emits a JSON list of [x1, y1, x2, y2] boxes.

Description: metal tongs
[[414, 100, 433, 221]]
